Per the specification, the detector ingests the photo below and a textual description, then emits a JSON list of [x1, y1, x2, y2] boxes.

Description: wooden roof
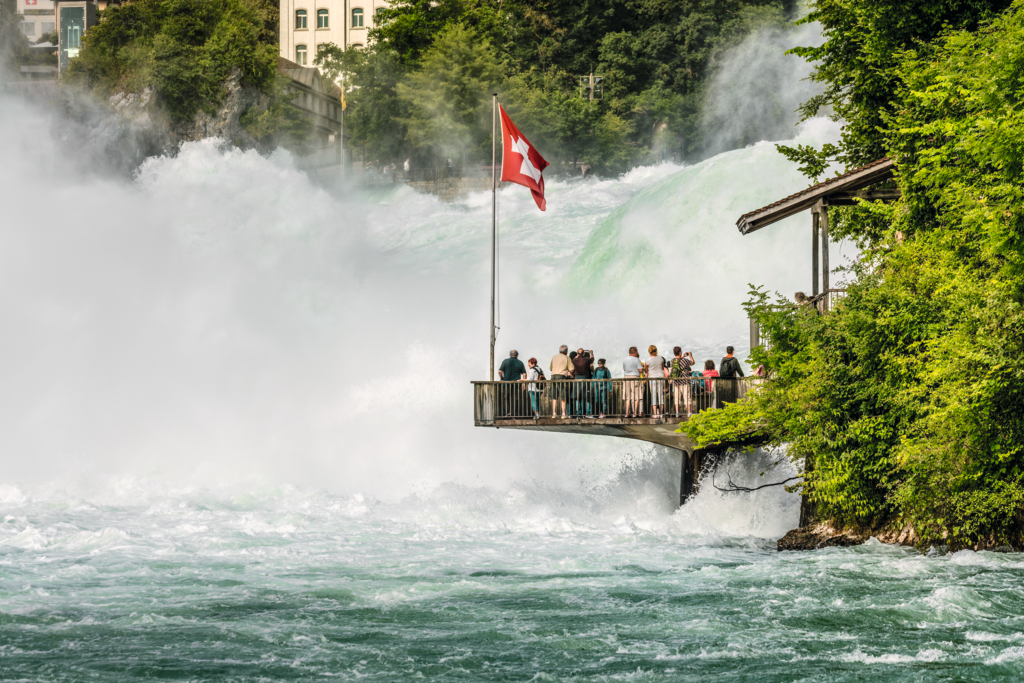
[[736, 158, 896, 235]]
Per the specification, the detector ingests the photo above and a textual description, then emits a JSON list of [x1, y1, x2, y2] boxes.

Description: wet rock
[[776, 523, 869, 551]]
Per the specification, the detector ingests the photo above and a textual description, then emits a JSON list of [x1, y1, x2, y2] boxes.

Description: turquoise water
[[3, 89, 1023, 681], [4, 479, 1024, 681]]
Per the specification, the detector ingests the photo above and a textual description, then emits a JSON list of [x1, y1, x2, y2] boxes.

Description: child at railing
[[521, 358, 544, 420], [593, 359, 612, 419], [702, 360, 719, 407]]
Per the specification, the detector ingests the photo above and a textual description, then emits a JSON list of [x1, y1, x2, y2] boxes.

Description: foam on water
[[0, 90, 845, 504], [4, 75, 1024, 679]]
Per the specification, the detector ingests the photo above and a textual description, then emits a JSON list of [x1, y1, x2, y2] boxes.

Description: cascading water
[[3, 52, 1024, 680]]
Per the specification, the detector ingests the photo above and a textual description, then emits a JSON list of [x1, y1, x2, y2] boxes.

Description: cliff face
[[97, 69, 269, 166]]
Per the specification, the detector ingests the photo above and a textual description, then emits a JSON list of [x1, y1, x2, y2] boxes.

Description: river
[[3, 85, 1024, 680]]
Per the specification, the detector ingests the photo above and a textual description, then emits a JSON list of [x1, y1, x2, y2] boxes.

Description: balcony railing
[[807, 288, 846, 313], [472, 377, 762, 424]]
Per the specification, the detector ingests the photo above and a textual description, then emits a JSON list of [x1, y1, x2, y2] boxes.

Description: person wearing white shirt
[[644, 345, 669, 417], [622, 346, 644, 417]]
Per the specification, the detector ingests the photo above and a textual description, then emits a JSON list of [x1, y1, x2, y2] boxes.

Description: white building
[[278, 0, 390, 66], [16, 0, 57, 40]]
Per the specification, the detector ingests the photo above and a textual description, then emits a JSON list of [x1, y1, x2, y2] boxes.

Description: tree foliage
[[685, 1, 1024, 549], [354, 0, 793, 172], [789, 0, 1013, 166], [65, 0, 278, 121], [397, 23, 504, 158]]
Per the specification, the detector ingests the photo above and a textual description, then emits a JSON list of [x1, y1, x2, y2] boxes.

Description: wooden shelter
[[736, 158, 899, 309]]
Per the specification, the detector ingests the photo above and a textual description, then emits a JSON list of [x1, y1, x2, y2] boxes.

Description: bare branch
[[711, 468, 800, 493]]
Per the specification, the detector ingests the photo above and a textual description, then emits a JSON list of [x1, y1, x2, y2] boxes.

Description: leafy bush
[[684, 0, 1024, 549]]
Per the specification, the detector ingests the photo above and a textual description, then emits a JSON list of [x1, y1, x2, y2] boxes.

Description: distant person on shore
[[670, 347, 696, 417], [623, 346, 644, 417], [645, 345, 668, 417], [404, 159, 410, 173], [572, 348, 595, 417], [719, 346, 745, 378], [593, 358, 612, 418], [549, 345, 573, 418], [521, 357, 544, 419], [498, 350, 526, 417]]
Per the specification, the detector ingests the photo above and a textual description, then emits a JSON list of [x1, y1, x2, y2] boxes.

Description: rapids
[[3, 81, 1024, 680]]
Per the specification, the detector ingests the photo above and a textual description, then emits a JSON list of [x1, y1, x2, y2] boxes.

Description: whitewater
[[4, 81, 1024, 679]]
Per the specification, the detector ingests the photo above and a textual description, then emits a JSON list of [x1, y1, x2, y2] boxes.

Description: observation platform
[[473, 377, 760, 503]]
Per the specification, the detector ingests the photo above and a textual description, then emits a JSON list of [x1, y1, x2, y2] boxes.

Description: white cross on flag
[[499, 105, 550, 211]]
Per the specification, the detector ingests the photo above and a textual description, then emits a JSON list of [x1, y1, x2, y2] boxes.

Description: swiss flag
[[499, 105, 550, 211]]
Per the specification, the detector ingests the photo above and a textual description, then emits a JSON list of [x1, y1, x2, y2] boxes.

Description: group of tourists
[[496, 345, 748, 420]]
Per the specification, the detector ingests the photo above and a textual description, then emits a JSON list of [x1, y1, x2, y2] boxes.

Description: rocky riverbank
[[777, 522, 919, 551], [777, 522, 1021, 552]]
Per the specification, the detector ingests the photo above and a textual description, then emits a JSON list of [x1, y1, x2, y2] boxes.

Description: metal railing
[[748, 288, 848, 348], [808, 288, 846, 313], [472, 377, 762, 424]]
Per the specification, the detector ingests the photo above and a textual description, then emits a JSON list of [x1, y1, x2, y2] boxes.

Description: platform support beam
[[679, 450, 692, 506]]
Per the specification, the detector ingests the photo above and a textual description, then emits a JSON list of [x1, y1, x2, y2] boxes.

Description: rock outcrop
[[103, 69, 268, 161], [777, 522, 920, 551]]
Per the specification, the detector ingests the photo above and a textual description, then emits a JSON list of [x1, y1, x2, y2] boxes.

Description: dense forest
[[684, 0, 1024, 550], [323, 0, 801, 174], [51, 0, 805, 173]]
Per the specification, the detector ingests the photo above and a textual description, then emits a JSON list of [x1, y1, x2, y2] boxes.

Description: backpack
[[721, 357, 740, 378], [535, 368, 546, 381]]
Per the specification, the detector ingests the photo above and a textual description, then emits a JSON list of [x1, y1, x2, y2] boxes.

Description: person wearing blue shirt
[[592, 359, 613, 418]]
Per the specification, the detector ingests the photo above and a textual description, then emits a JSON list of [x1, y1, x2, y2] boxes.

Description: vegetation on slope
[[65, 0, 279, 122], [319, 0, 800, 173], [683, 0, 1024, 550]]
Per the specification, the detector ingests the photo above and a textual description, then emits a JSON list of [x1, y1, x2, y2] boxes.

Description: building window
[[351, 8, 363, 27], [317, 9, 328, 28], [19, 21, 36, 35], [295, 9, 307, 29], [296, 44, 307, 66], [41, 21, 55, 34]]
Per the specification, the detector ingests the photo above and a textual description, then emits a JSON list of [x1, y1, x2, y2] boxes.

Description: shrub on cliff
[[66, 0, 278, 122], [683, 0, 1024, 550]]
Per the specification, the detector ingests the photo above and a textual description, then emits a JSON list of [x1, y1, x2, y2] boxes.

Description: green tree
[[66, 0, 278, 122], [316, 43, 412, 164], [372, 0, 519, 65], [0, 0, 30, 76], [687, 0, 1024, 549], [790, 0, 1013, 166], [397, 23, 504, 160]]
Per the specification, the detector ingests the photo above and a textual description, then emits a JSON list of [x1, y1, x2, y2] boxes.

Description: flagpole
[[490, 93, 497, 382]]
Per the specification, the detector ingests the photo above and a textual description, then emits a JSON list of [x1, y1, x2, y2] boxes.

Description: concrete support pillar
[[679, 450, 692, 506]]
